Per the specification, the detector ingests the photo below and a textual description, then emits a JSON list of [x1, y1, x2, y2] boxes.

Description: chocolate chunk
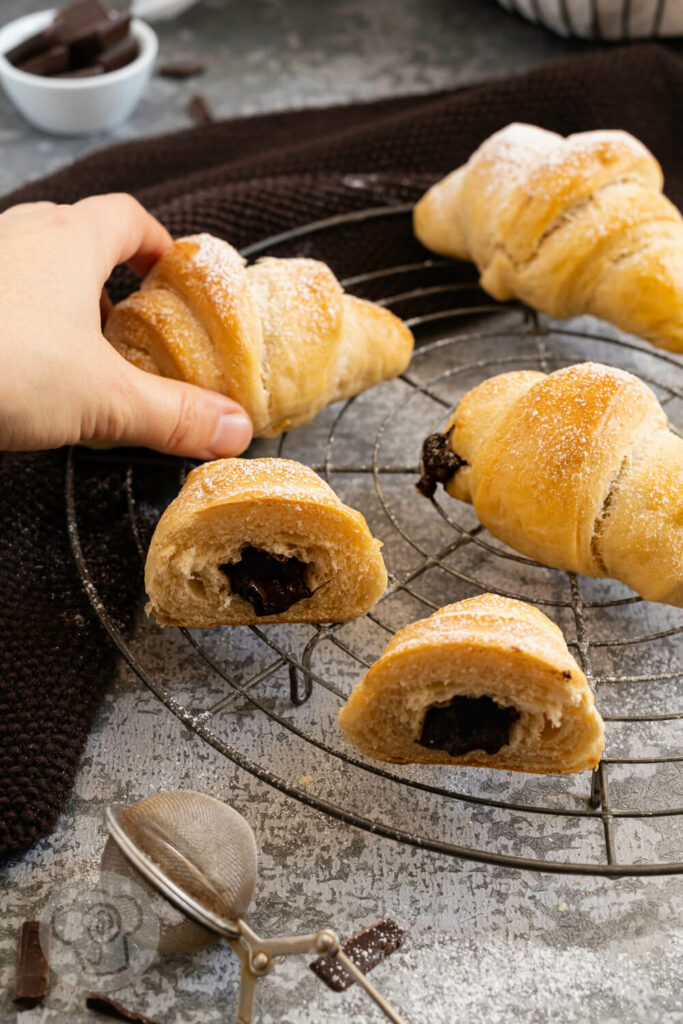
[[419, 695, 519, 756], [69, 12, 131, 66], [19, 44, 71, 76], [188, 93, 215, 124], [221, 546, 312, 616], [7, 1, 131, 77], [13, 922, 49, 1010], [310, 919, 405, 993], [416, 427, 467, 497], [97, 35, 138, 73], [56, 64, 105, 77], [54, 0, 110, 42], [159, 61, 205, 79], [5, 27, 61, 66], [85, 993, 162, 1024], [6, 0, 108, 66]]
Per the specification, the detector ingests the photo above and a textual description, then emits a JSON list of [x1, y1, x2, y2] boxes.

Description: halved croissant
[[338, 594, 604, 773], [104, 234, 414, 437], [145, 457, 387, 626], [418, 361, 683, 607], [414, 123, 683, 352]]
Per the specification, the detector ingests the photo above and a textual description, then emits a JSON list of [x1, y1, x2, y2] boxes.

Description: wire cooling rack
[[67, 204, 683, 877]]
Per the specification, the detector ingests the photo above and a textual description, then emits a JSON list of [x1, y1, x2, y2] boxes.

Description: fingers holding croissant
[[414, 123, 683, 353], [418, 361, 683, 608], [104, 233, 414, 437]]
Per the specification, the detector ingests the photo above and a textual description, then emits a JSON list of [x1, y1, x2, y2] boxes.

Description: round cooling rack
[[67, 204, 683, 877]]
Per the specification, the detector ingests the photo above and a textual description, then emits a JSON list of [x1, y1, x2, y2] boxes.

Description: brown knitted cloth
[[2, 44, 682, 858]]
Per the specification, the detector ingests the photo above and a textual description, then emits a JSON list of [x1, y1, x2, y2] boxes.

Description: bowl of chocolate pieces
[[0, 0, 157, 135]]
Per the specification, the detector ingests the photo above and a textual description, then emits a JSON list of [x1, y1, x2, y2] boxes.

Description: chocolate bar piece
[[86, 993, 163, 1024], [54, 0, 110, 42], [188, 93, 215, 124], [159, 61, 205, 79], [6, 1, 137, 79], [98, 35, 138, 73], [13, 922, 50, 1010], [69, 12, 131, 66], [5, 26, 61, 65], [310, 918, 406, 993], [5, 0, 106, 65], [19, 44, 71, 76], [56, 65, 105, 77]]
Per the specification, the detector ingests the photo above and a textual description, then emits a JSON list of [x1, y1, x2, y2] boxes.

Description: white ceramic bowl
[[0, 9, 158, 135]]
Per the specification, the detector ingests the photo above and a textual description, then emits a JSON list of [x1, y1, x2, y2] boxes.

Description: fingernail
[[209, 411, 253, 456]]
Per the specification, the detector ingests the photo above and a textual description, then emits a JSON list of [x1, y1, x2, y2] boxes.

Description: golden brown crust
[[145, 457, 388, 626], [434, 362, 683, 606], [338, 594, 605, 773], [105, 234, 414, 437], [413, 123, 683, 352]]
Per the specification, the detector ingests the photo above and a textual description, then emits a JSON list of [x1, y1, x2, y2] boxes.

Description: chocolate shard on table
[[159, 60, 205, 79], [13, 921, 50, 1010], [310, 918, 406, 992], [188, 92, 215, 123], [85, 993, 162, 1024]]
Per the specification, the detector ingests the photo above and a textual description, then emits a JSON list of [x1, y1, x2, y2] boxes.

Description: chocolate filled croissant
[[145, 457, 387, 626], [338, 594, 604, 773], [414, 123, 683, 352], [418, 362, 683, 607], [105, 234, 414, 437]]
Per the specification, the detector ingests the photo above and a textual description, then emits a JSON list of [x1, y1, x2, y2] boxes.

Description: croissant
[[413, 123, 683, 352], [417, 361, 683, 607], [145, 457, 387, 626], [104, 233, 414, 437], [338, 594, 604, 773]]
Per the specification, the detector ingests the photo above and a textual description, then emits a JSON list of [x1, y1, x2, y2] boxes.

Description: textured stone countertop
[[1, 2, 683, 1023]]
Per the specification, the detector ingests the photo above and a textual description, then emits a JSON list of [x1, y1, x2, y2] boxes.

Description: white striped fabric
[[496, 0, 683, 39]]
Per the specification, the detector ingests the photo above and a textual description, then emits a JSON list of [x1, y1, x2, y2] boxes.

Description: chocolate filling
[[418, 695, 519, 756], [416, 428, 467, 497], [220, 546, 312, 616]]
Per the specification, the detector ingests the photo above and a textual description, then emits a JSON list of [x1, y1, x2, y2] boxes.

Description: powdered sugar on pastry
[[414, 123, 683, 352]]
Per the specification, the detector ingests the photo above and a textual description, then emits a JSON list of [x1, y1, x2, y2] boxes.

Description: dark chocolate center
[[418, 695, 519, 756], [220, 546, 312, 617], [416, 428, 467, 498]]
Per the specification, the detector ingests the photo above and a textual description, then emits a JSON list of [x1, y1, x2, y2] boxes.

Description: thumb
[[105, 364, 253, 458]]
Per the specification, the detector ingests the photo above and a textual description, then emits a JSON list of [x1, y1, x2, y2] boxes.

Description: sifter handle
[[333, 947, 408, 1024]]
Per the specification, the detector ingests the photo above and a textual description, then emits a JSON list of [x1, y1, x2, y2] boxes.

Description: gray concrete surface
[[0, 0, 598, 195], [1, 2, 683, 1023]]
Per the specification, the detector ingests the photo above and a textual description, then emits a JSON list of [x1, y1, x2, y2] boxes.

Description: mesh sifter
[[67, 205, 683, 878], [104, 791, 406, 1024]]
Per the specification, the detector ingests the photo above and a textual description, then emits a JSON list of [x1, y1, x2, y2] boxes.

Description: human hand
[[0, 194, 253, 456]]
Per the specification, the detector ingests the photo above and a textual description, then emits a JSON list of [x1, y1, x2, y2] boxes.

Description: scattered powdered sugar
[[186, 232, 248, 314], [185, 457, 340, 509], [475, 124, 656, 205], [251, 256, 340, 343]]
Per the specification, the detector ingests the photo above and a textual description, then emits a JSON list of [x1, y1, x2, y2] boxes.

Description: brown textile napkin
[[1, 44, 682, 858]]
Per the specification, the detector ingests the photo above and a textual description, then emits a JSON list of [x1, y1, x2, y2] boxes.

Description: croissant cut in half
[[414, 123, 683, 352], [145, 458, 387, 626], [418, 361, 683, 607], [338, 595, 605, 774], [105, 234, 414, 437]]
